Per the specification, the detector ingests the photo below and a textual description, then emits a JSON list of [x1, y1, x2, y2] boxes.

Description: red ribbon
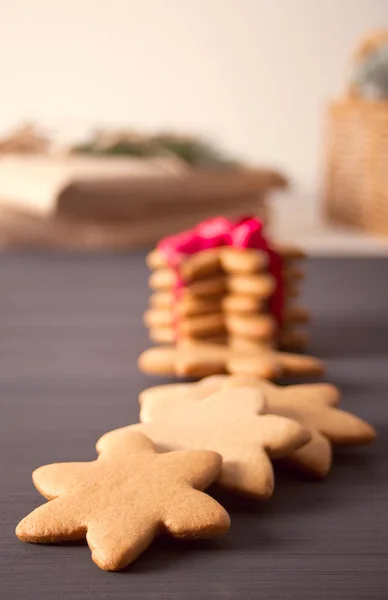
[[157, 216, 284, 325]]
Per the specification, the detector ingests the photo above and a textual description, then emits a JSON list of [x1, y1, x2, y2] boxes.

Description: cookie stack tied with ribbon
[[140, 216, 324, 379]]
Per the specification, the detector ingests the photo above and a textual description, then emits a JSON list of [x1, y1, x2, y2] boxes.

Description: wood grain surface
[[0, 253, 387, 599]]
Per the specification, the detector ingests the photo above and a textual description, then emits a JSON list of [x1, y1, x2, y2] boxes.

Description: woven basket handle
[[347, 30, 388, 98]]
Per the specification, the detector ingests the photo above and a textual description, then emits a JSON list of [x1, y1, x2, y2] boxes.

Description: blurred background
[[0, 0, 388, 253]]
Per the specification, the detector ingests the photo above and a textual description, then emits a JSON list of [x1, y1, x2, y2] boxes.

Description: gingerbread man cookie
[[138, 342, 325, 379], [16, 431, 230, 571], [140, 376, 376, 477], [103, 386, 311, 498]]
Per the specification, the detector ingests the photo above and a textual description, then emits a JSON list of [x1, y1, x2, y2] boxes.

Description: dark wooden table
[[0, 253, 387, 599]]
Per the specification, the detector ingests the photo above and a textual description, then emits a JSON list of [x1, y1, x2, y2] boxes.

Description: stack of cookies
[[145, 245, 227, 345], [145, 241, 308, 351], [141, 216, 320, 379]]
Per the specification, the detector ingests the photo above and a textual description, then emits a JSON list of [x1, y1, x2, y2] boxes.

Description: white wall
[[1, 0, 387, 216]]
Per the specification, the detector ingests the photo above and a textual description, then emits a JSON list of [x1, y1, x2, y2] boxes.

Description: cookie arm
[[313, 407, 376, 445], [16, 497, 86, 542], [163, 488, 230, 539], [33, 462, 92, 500], [86, 520, 158, 571], [280, 383, 341, 406], [138, 346, 178, 376], [219, 448, 275, 499], [276, 352, 325, 377], [287, 430, 333, 478], [255, 414, 311, 457], [176, 351, 227, 378]]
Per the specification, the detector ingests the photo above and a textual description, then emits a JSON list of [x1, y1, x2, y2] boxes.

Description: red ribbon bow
[[158, 216, 284, 324]]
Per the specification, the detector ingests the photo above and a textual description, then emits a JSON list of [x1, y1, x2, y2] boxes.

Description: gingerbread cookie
[[139, 376, 376, 477], [148, 327, 176, 344], [149, 328, 226, 345], [138, 342, 325, 379], [152, 312, 224, 337], [147, 247, 222, 281], [228, 329, 309, 352], [222, 294, 265, 314], [224, 273, 276, 298], [101, 387, 310, 498], [16, 431, 230, 571], [227, 276, 300, 301], [225, 313, 277, 341], [219, 247, 269, 273], [146, 310, 225, 339], [148, 313, 276, 343], [149, 270, 227, 297], [149, 294, 223, 317], [222, 297, 309, 321]]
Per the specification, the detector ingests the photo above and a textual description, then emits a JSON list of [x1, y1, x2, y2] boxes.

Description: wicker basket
[[324, 31, 388, 236]]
